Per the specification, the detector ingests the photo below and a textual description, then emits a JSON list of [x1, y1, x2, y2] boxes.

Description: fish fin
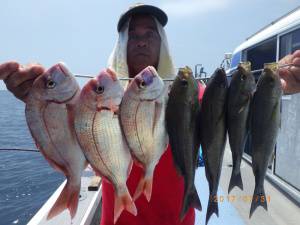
[[192, 100, 201, 157], [271, 100, 278, 120], [205, 196, 219, 225], [180, 186, 202, 221], [238, 106, 246, 114], [228, 170, 243, 194], [237, 93, 251, 114], [114, 191, 137, 224], [279, 116, 281, 129], [216, 110, 225, 126], [249, 186, 268, 218], [83, 160, 89, 170], [133, 175, 153, 202], [94, 169, 102, 177], [268, 152, 275, 168], [47, 180, 80, 220], [271, 100, 280, 126], [247, 93, 255, 132]]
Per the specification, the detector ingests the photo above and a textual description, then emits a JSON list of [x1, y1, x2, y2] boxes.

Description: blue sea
[[0, 90, 64, 225]]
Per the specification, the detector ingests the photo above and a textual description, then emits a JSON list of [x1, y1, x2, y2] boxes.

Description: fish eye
[[95, 85, 104, 94], [136, 79, 146, 89], [140, 81, 146, 88], [46, 80, 56, 89]]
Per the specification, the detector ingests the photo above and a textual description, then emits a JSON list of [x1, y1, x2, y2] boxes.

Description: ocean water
[[0, 90, 64, 225]]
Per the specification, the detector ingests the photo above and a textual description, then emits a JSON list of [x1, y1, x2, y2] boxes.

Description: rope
[[74, 63, 300, 81], [0, 148, 39, 153]]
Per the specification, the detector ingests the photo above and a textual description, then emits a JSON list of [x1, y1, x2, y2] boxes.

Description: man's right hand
[[0, 62, 45, 102]]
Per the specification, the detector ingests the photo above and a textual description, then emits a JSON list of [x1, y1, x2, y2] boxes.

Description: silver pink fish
[[25, 63, 87, 220], [120, 66, 169, 202], [72, 68, 136, 224]]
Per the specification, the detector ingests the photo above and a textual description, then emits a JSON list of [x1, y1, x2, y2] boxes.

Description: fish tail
[[133, 175, 153, 202], [249, 186, 268, 218], [47, 180, 80, 220], [180, 186, 202, 221], [205, 196, 219, 225], [228, 169, 243, 194], [114, 190, 137, 224]]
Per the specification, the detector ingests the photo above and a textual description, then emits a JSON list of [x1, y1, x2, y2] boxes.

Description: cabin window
[[279, 27, 300, 59], [241, 38, 277, 157], [244, 37, 277, 72]]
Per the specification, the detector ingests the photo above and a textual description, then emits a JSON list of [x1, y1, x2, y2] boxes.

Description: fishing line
[[74, 63, 300, 81], [251, 63, 296, 74], [0, 148, 39, 153]]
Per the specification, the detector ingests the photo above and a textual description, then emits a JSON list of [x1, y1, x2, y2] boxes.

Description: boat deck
[[28, 141, 299, 225], [195, 142, 300, 225], [27, 168, 102, 225]]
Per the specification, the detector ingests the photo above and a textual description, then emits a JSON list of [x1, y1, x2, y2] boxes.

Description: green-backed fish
[[249, 63, 282, 218], [227, 62, 256, 193], [165, 66, 202, 220], [200, 68, 228, 225]]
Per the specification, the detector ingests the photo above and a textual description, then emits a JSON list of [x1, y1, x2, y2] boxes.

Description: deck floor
[[194, 142, 300, 225], [29, 142, 299, 225]]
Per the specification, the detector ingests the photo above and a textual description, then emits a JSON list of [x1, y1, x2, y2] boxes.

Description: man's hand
[[278, 50, 300, 95], [0, 62, 45, 102]]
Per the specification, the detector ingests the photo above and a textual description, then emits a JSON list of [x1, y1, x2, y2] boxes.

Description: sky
[[0, 0, 299, 90]]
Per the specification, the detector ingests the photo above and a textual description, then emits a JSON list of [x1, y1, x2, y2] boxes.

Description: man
[[1, 3, 300, 225], [103, 4, 195, 225]]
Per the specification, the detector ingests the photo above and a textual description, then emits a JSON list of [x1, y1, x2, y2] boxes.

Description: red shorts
[[100, 147, 195, 225]]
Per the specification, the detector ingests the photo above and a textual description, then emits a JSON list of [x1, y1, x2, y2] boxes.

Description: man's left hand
[[278, 50, 300, 94]]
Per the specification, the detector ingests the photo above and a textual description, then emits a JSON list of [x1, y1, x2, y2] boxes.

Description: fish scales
[[74, 107, 114, 179], [249, 65, 282, 218], [94, 111, 128, 186], [200, 68, 228, 225], [136, 101, 157, 160], [121, 99, 155, 162], [165, 66, 202, 220], [120, 66, 168, 203], [25, 63, 87, 220], [73, 68, 136, 223], [227, 63, 255, 194]]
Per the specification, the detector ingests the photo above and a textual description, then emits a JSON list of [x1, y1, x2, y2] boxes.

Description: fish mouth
[[57, 63, 71, 76], [147, 66, 158, 76], [50, 87, 80, 104], [98, 106, 111, 111], [97, 106, 119, 115], [48, 62, 71, 77], [214, 68, 227, 82]]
